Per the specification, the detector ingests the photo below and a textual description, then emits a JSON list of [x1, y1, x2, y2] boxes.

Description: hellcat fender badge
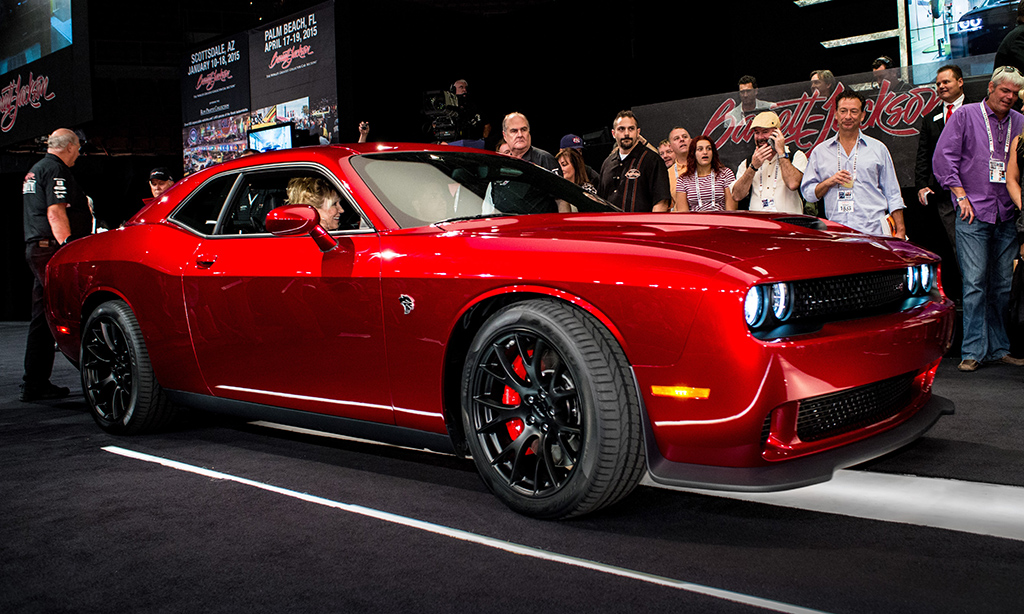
[[399, 294, 415, 315]]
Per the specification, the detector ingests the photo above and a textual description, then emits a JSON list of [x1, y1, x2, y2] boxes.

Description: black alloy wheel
[[81, 300, 174, 434], [462, 299, 645, 519]]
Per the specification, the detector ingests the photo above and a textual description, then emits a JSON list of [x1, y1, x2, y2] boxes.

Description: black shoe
[[20, 382, 71, 402]]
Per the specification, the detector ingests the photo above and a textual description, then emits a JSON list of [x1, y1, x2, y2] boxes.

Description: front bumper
[[643, 393, 954, 492]]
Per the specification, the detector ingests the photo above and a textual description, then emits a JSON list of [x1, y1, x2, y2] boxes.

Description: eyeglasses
[[994, 65, 1019, 75]]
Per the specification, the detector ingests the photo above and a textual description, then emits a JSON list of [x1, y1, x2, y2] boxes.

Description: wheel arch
[[440, 286, 632, 458]]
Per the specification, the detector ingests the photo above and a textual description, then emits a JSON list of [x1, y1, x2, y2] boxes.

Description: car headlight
[[919, 264, 934, 293], [770, 282, 792, 322], [745, 286, 766, 327], [906, 266, 920, 295]]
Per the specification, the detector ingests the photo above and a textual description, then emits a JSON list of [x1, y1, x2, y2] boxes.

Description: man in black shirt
[[21, 128, 92, 402], [598, 110, 671, 212], [502, 112, 558, 171]]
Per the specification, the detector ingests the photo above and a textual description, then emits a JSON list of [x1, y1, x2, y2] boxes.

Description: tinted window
[[170, 174, 237, 235], [350, 152, 620, 229]]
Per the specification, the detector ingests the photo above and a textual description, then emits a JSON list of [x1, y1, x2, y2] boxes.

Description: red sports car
[[46, 144, 955, 519]]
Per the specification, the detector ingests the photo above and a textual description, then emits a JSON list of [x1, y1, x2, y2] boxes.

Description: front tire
[[461, 299, 645, 519], [81, 300, 175, 434]]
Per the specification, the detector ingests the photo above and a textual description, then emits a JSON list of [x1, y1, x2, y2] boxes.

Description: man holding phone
[[730, 111, 807, 213]]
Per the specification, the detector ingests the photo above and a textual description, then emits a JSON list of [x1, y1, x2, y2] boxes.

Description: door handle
[[195, 254, 218, 269]]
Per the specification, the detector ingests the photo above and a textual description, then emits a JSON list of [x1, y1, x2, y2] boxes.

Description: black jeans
[[23, 243, 59, 387]]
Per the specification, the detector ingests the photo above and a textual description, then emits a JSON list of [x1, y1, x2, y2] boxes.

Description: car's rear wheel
[[81, 300, 175, 434], [461, 299, 645, 519]]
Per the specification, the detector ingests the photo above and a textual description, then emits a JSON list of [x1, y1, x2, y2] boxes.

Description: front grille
[[791, 269, 907, 321], [796, 372, 915, 442]]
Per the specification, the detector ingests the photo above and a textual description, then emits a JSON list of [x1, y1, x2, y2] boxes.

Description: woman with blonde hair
[[286, 177, 344, 231]]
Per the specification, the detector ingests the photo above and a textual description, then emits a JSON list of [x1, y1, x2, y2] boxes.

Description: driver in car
[[286, 177, 344, 231]]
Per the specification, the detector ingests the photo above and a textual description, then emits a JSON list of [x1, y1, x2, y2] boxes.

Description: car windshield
[[350, 151, 621, 228]]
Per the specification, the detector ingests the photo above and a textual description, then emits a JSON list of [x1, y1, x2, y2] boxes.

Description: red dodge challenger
[[45, 144, 955, 519]]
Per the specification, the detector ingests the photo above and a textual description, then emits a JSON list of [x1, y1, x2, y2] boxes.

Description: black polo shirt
[[598, 145, 670, 212], [23, 153, 91, 243]]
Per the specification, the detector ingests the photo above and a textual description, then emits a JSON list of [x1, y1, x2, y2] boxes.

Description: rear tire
[[81, 300, 175, 434], [461, 299, 645, 519]]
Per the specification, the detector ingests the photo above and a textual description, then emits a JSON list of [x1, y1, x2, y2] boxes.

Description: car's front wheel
[[81, 300, 175, 434], [461, 299, 645, 519]]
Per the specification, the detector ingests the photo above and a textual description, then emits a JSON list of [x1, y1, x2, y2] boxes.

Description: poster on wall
[[182, 33, 251, 127], [0, 0, 91, 148], [248, 1, 338, 145], [181, 32, 251, 173]]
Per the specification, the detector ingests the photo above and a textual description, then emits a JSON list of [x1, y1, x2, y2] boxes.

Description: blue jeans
[[954, 215, 1018, 362]]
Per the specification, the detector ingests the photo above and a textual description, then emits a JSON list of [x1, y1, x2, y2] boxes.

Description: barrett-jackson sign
[[0, 72, 55, 133], [182, 33, 251, 127], [635, 70, 959, 189], [0, 46, 91, 149]]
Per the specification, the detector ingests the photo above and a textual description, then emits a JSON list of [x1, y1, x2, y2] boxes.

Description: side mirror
[[265, 204, 338, 252]]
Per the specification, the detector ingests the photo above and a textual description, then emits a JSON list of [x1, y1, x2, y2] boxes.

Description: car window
[[217, 169, 365, 235], [170, 173, 238, 235], [349, 152, 620, 229]]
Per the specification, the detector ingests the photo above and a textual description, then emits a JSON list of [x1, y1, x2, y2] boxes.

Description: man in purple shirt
[[932, 65, 1024, 372]]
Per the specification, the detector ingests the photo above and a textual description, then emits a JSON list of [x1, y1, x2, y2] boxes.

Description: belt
[[31, 239, 60, 247]]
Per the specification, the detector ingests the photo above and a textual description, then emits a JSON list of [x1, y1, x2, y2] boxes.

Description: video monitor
[[248, 123, 295, 153]]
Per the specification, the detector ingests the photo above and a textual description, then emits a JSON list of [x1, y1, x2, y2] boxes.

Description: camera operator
[[453, 79, 491, 142]]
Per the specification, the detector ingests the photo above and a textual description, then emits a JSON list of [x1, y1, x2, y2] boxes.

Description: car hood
[[430, 212, 922, 265]]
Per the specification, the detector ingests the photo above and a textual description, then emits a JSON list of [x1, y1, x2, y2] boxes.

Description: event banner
[[635, 64, 986, 189], [182, 32, 251, 128], [248, 1, 338, 144]]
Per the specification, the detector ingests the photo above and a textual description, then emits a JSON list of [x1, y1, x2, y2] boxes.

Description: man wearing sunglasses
[[932, 65, 1024, 372]]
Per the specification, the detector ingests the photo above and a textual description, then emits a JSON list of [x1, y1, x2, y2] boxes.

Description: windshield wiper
[[434, 213, 511, 225]]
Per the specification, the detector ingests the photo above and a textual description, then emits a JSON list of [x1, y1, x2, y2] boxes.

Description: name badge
[[760, 198, 775, 210], [837, 187, 854, 213], [990, 160, 1006, 184]]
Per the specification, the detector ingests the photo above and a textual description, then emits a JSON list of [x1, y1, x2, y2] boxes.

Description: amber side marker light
[[651, 385, 710, 399]]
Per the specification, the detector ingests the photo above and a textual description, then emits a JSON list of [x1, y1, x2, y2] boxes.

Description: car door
[[181, 166, 393, 424]]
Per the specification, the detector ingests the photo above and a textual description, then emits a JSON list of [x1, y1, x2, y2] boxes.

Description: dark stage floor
[[2, 321, 1023, 613]]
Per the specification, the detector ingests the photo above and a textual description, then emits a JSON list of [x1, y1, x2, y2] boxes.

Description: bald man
[[21, 128, 92, 401]]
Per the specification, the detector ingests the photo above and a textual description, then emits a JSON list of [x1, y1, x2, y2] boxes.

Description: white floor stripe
[[645, 470, 1024, 542], [248, 421, 1024, 542], [102, 445, 830, 614]]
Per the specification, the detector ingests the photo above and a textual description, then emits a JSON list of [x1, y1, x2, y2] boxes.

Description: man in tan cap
[[730, 111, 807, 213]]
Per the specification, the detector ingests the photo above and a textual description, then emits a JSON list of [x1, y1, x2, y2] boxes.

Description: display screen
[[248, 123, 294, 152], [907, 0, 1015, 68], [0, 0, 73, 76]]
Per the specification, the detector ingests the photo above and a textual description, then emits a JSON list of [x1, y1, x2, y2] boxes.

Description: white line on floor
[[102, 445, 830, 614], [645, 470, 1024, 542]]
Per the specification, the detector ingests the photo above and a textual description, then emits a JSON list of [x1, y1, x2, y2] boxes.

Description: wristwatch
[[956, 195, 968, 202]]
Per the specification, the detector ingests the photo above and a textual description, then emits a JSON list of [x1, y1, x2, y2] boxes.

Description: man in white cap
[[730, 111, 807, 213]]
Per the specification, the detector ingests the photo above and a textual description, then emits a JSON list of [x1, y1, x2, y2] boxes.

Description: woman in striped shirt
[[674, 135, 736, 212]]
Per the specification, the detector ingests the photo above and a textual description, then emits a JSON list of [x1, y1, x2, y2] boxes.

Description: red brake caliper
[[503, 352, 534, 455]]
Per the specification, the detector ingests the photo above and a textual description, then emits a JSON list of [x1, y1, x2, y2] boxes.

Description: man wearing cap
[[730, 112, 807, 213], [502, 112, 558, 171], [932, 65, 1024, 372], [20, 128, 92, 402], [800, 89, 906, 237], [149, 167, 176, 199]]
